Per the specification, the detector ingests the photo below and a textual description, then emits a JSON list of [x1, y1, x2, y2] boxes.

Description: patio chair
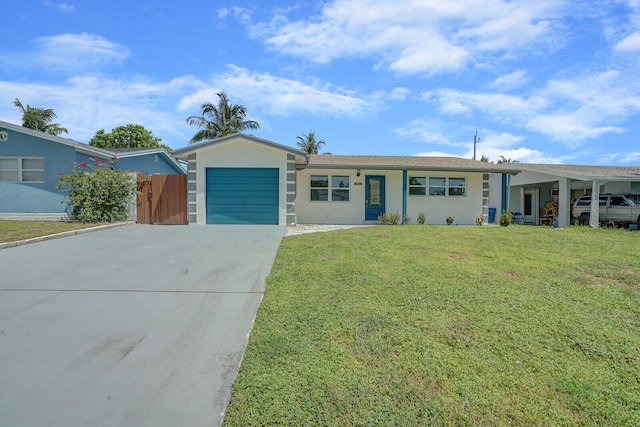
[[512, 212, 525, 224], [539, 201, 558, 225]]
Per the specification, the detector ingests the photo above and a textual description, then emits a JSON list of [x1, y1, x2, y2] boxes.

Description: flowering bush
[[476, 213, 485, 226], [499, 210, 512, 227], [57, 157, 137, 222]]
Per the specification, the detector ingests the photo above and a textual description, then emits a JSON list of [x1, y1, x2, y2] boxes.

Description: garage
[[206, 167, 279, 224]]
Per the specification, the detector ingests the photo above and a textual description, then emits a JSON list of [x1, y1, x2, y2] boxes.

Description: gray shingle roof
[[302, 155, 518, 173], [518, 164, 640, 181]]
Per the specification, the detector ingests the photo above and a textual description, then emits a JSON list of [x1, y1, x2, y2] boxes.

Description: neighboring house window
[[310, 174, 350, 202], [409, 176, 426, 195], [0, 157, 45, 182]]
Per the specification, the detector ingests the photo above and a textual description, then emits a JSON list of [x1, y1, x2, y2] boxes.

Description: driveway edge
[[0, 221, 134, 251]]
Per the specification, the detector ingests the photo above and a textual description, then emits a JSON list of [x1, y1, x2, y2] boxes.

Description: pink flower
[[79, 161, 87, 167], [115, 157, 121, 162], [95, 158, 100, 165]]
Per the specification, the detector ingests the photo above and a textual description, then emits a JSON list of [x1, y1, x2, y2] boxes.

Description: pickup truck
[[571, 194, 640, 228]]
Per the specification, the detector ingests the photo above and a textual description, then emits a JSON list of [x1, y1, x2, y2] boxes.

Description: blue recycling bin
[[488, 208, 496, 223]]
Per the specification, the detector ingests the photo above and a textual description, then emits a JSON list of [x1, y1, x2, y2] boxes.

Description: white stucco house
[[172, 134, 518, 226]]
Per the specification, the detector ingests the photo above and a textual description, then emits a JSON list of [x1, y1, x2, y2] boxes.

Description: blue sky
[[2, 1, 640, 164]]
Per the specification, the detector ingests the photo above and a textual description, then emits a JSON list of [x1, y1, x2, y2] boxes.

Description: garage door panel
[[206, 168, 279, 225]]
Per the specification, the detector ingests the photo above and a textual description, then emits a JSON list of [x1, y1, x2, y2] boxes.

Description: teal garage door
[[206, 168, 279, 224]]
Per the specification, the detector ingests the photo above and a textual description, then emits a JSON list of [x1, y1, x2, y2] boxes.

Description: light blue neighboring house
[[0, 120, 185, 219]]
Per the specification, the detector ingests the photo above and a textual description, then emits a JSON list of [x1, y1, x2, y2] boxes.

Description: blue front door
[[365, 176, 385, 220]]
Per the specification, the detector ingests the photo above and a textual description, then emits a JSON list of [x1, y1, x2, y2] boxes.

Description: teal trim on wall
[[402, 170, 407, 220]]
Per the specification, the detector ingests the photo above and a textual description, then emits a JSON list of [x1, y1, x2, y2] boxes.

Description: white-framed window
[[429, 177, 446, 196], [409, 176, 426, 195], [0, 157, 45, 182], [409, 176, 466, 197], [448, 177, 466, 196], [310, 174, 350, 202]]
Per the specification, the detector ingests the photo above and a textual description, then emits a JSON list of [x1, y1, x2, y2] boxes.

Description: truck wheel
[[579, 214, 590, 226]]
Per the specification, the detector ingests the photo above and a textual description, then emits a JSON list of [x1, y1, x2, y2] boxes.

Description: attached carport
[[504, 164, 640, 227]]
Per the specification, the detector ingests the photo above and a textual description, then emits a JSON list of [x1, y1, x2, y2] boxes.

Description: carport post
[[501, 174, 508, 213], [589, 181, 602, 228], [558, 177, 571, 227], [402, 170, 407, 222]]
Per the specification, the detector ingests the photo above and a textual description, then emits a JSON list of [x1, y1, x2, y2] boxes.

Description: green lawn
[[0, 220, 104, 243], [224, 225, 640, 426]]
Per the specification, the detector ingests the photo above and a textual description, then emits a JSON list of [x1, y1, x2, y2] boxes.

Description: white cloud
[[1, 62, 391, 149], [389, 87, 410, 101], [247, 0, 567, 75], [597, 151, 640, 164], [412, 130, 569, 164], [490, 70, 528, 90], [179, 65, 387, 119], [0, 33, 130, 72], [394, 119, 457, 146], [0, 75, 201, 148], [614, 32, 640, 51], [217, 8, 229, 19], [423, 70, 640, 145]]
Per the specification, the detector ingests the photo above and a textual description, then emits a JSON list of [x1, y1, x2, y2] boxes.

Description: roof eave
[[298, 163, 519, 174], [173, 133, 307, 159]]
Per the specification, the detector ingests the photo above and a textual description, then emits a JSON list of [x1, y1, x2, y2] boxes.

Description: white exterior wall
[[192, 138, 289, 225], [295, 169, 403, 224], [406, 171, 485, 225], [296, 169, 485, 225]]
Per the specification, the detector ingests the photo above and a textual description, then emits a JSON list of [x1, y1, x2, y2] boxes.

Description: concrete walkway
[[0, 224, 284, 427]]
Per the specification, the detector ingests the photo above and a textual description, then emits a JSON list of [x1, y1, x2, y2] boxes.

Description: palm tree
[[296, 131, 325, 154], [497, 155, 520, 164], [185, 92, 260, 144], [13, 98, 68, 135]]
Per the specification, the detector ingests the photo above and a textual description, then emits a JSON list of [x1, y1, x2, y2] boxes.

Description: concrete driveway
[[0, 224, 284, 427]]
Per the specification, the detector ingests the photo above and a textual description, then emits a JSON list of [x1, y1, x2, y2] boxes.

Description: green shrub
[[446, 215, 455, 225], [377, 212, 388, 225], [57, 158, 137, 222], [499, 210, 512, 226], [388, 211, 401, 225], [417, 211, 426, 224]]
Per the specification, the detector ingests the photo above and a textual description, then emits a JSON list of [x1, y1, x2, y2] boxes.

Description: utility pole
[[473, 131, 479, 160]]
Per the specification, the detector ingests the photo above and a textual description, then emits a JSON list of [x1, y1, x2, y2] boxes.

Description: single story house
[[0, 120, 185, 219], [172, 134, 517, 226], [489, 163, 640, 227]]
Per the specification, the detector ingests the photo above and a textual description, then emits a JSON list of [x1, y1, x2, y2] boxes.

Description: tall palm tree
[[13, 98, 68, 135], [296, 131, 325, 154], [185, 92, 260, 144]]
